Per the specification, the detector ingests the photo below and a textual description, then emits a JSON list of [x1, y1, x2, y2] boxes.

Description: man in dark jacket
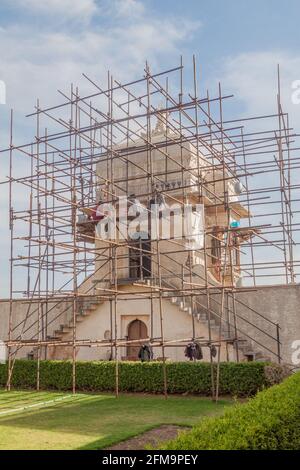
[[138, 344, 153, 362]]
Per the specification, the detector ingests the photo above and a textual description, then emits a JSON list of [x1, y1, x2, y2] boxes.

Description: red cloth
[[89, 205, 104, 222]]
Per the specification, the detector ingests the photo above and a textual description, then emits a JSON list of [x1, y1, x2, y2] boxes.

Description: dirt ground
[[107, 425, 190, 450]]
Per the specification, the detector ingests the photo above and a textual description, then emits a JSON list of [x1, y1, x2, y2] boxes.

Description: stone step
[[179, 305, 189, 313], [88, 304, 98, 311], [49, 296, 104, 340], [79, 309, 92, 316], [198, 319, 219, 331], [54, 329, 65, 337], [198, 314, 208, 321], [75, 314, 86, 322], [165, 292, 265, 361], [61, 325, 72, 333]]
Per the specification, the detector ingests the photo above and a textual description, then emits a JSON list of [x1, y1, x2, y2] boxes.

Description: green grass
[[0, 390, 233, 450]]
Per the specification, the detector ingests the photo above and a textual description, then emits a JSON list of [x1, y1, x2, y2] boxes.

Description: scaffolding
[[2, 57, 299, 400]]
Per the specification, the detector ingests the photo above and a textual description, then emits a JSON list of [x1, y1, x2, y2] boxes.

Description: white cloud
[[0, 0, 201, 296], [219, 51, 300, 282], [4, 0, 98, 22], [220, 51, 300, 122], [0, 1, 200, 114], [112, 0, 145, 18]]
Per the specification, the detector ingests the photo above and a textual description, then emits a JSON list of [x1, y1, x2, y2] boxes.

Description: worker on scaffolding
[[88, 197, 105, 223]]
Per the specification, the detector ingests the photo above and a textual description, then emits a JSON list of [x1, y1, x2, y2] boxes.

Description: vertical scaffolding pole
[[6, 109, 14, 391]]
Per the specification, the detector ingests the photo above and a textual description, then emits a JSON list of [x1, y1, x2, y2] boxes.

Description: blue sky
[[1, 1, 300, 119], [0, 0, 300, 296]]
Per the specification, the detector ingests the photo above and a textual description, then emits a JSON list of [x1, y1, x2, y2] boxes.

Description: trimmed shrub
[[161, 372, 300, 450], [0, 360, 288, 397]]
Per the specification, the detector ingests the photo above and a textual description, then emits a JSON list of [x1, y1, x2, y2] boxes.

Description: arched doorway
[[127, 319, 148, 360]]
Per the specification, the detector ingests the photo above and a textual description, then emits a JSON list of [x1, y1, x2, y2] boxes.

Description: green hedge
[[161, 372, 300, 450], [0, 360, 288, 397]]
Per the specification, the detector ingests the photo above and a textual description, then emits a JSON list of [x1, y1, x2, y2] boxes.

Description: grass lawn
[[0, 390, 233, 450]]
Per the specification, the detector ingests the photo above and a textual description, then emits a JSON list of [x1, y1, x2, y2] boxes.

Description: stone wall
[[234, 284, 300, 365], [0, 284, 299, 364]]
